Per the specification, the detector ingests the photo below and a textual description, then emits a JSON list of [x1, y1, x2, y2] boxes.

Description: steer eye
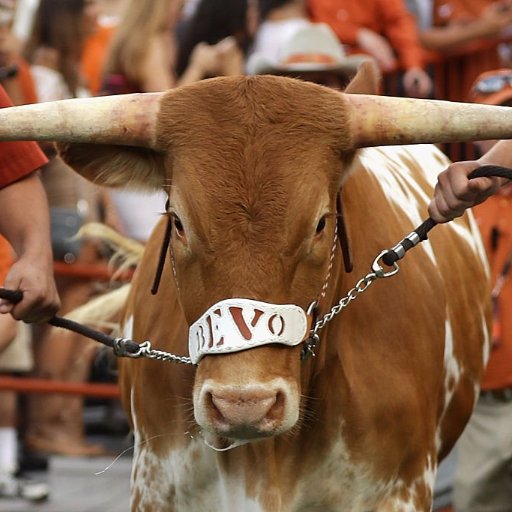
[[173, 215, 185, 238], [315, 216, 327, 235]]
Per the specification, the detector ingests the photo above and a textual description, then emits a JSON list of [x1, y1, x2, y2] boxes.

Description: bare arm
[[139, 35, 176, 92], [420, 4, 512, 51], [0, 172, 60, 321], [428, 139, 512, 223]]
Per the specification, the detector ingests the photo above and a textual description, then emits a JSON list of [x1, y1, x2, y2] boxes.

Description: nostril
[[265, 391, 285, 422], [206, 392, 226, 424]]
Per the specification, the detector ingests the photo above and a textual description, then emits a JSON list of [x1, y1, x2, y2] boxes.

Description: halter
[[146, 192, 355, 364]]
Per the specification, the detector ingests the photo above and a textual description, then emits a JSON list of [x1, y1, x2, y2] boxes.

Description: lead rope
[[1, 165, 511, 365], [300, 165, 512, 359]]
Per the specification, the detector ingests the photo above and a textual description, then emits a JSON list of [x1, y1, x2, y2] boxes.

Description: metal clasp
[[371, 250, 400, 278], [113, 338, 151, 359], [301, 333, 320, 361]]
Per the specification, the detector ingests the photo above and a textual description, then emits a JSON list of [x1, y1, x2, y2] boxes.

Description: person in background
[[430, 69, 512, 512], [247, 0, 311, 67], [0, 234, 49, 502], [0, 82, 53, 501], [81, 0, 127, 95], [102, 0, 183, 93], [307, 0, 433, 97], [247, 21, 373, 89], [0, 23, 57, 324], [102, 0, 235, 242], [406, 0, 512, 53], [0, 0, 38, 105], [22, 0, 111, 458], [175, 0, 249, 81]]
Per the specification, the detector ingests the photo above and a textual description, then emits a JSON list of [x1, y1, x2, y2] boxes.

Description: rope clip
[[371, 250, 400, 278]]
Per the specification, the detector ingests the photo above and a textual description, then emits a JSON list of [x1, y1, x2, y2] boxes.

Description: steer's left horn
[[0, 93, 164, 149], [345, 94, 512, 147]]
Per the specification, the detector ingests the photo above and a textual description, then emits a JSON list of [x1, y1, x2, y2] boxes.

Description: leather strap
[[337, 191, 353, 273]]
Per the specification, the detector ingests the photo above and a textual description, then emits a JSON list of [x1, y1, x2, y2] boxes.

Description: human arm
[[428, 139, 512, 223], [178, 43, 222, 86], [0, 171, 60, 321], [420, 3, 512, 51], [139, 34, 176, 92]]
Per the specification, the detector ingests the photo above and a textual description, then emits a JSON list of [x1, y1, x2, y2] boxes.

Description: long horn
[[345, 94, 512, 147], [0, 93, 164, 149]]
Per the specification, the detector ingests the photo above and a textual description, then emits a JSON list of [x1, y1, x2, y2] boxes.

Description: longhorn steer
[[2, 68, 512, 511]]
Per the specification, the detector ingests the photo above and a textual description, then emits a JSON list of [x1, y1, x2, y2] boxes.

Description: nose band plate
[[189, 298, 308, 364]]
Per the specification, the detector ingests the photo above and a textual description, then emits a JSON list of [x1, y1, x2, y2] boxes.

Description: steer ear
[[57, 143, 167, 190], [344, 59, 381, 95]]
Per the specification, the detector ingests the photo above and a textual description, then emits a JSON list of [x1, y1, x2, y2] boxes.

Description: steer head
[[2, 68, 512, 445]]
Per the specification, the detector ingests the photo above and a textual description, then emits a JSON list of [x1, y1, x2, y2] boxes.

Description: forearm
[[478, 139, 512, 186], [420, 21, 500, 52], [0, 172, 53, 266], [177, 64, 207, 86]]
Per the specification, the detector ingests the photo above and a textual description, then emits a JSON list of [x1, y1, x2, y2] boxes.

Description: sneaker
[[0, 474, 49, 502]]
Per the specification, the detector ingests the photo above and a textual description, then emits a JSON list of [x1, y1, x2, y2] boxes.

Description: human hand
[[0, 253, 60, 322], [480, 1, 512, 34], [428, 160, 504, 223], [214, 37, 244, 76], [189, 42, 222, 78], [403, 68, 433, 98], [356, 28, 396, 72]]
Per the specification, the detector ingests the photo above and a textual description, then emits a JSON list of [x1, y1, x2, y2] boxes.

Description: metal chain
[[312, 271, 378, 334], [114, 339, 194, 365], [113, 251, 401, 365], [301, 250, 400, 359]]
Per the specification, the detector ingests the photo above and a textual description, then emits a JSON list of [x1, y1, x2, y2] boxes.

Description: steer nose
[[206, 387, 285, 437]]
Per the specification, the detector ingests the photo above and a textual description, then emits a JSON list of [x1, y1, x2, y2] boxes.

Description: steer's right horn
[[345, 94, 512, 147], [0, 93, 164, 150]]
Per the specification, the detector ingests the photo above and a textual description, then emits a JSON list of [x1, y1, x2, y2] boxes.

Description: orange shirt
[[0, 235, 13, 284], [308, 0, 425, 69], [473, 191, 512, 390], [0, 85, 47, 188], [81, 24, 117, 95], [16, 57, 38, 105]]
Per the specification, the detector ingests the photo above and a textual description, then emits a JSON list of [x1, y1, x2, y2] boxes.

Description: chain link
[[114, 339, 194, 365], [312, 271, 378, 334], [140, 342, 194, 365]]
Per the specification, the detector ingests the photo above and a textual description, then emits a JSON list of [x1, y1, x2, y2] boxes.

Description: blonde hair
[[104, 0, 175, 88]]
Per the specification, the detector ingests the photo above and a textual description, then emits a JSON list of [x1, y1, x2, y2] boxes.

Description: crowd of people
[[0, 0, 510, 508]]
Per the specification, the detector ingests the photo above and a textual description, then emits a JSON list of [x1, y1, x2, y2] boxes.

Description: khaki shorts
[[453, 395, 512, 512], [0, 322, 33, 372]]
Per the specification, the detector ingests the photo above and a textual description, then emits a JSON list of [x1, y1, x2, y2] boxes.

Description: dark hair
[[24, 0, 85, 96], [258, 0, 290, 22], [176, 0, 249, 77]]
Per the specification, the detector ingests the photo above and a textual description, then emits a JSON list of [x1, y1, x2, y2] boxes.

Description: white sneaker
[[0, 474, 49, 502]]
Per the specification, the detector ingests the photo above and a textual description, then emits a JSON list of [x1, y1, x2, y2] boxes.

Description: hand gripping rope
[[1, 165, 511, 365]]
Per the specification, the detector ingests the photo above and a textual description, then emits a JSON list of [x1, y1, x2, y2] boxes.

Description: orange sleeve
[[379, 0, 424, 69], [0, 235, 13, 284], [308, 0, 424, 69], [15, 57, 38, 105], [81, 25, 116, 95], [308, 0, 361, 45], [0, 85, 48, 188]]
